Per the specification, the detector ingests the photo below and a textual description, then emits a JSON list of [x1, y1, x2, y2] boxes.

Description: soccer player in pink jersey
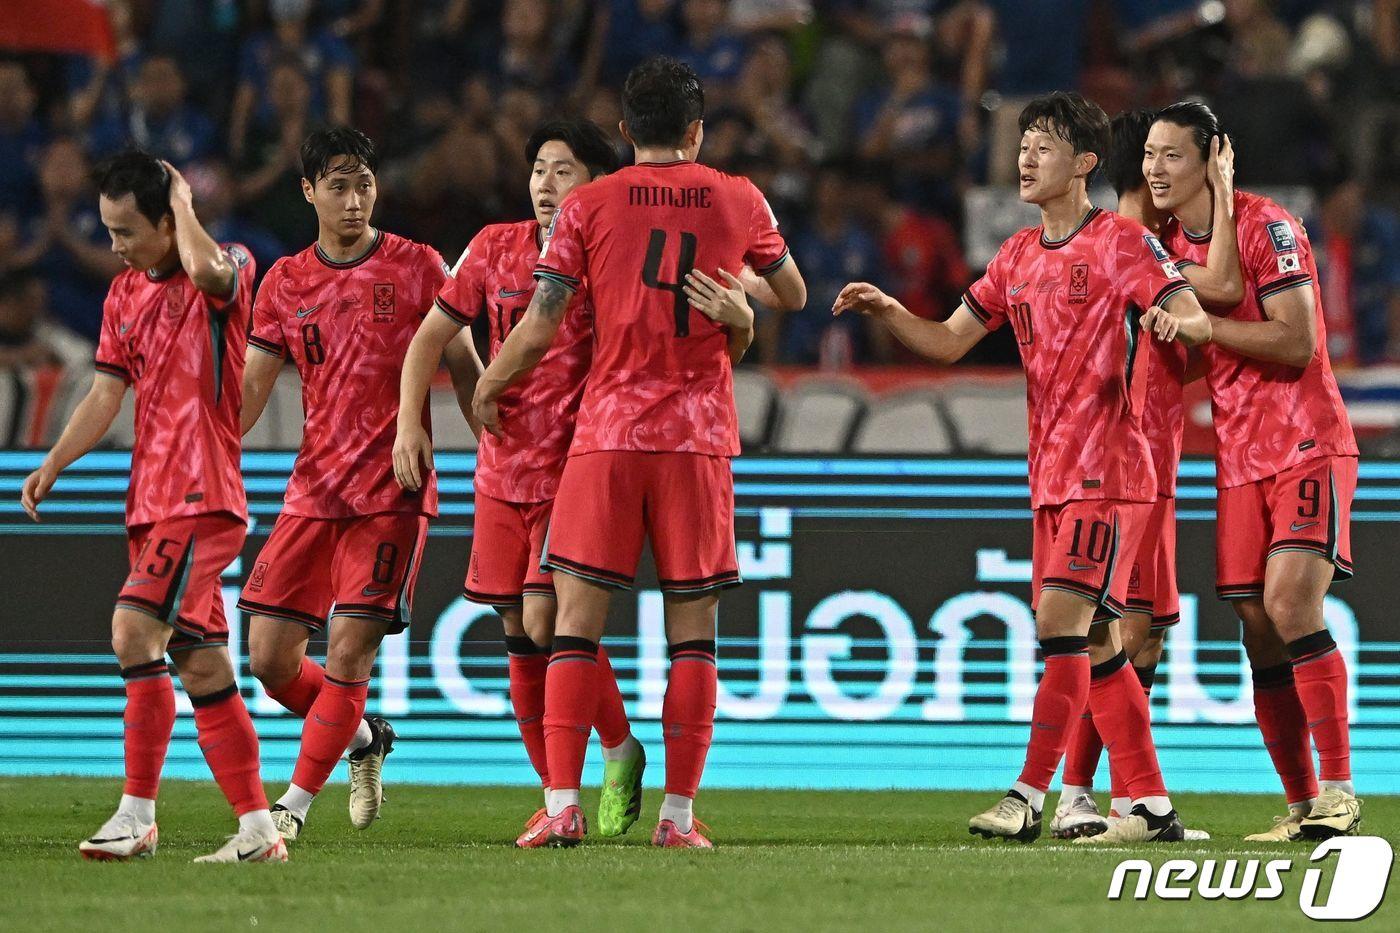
[[835, 92, 1216, 844], [395, 119, 649, 846], [237, 128, 460, 842], [1146, 101, 1362, 840], [469, 58, 806, 848], [1052, 109, 1243, 839], [20, 152, 286, 863]]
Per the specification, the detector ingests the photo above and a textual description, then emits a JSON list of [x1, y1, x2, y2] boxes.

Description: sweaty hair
[[1106, 109, 1156, 198], [92, 149, 171, 226], [1017, 92, 1110, 183], [299, 126, 378, 183], [525, 119, 621, 178], [622, 56, 705, 148], [1153, 100, 1220, 160]]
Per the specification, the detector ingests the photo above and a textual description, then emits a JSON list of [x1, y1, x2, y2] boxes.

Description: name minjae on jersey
[[627, 185, 713, 208]]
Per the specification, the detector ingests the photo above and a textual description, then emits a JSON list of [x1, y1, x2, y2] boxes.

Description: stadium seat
[[771, 378, 867, 453], [430, 388, 478, 450], [942, 384, 1029, 453], [733, 367, 779, 449], [851, 390, 956, 453]]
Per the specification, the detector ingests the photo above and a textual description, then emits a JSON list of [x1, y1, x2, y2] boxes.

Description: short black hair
[[1153, 100, 1219, 160], [1018, 92, 1111, 183], [622, 56, 705, 148], [1105, 108, 1156, 197], [300, 126, 378, 183], [93, 149, 171, 226], [524, 119, 620, 178]]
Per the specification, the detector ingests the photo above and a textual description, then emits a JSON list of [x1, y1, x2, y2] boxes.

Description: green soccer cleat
[[597, 742, 646, 837]]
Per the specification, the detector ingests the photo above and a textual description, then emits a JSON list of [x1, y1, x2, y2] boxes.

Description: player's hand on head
[[1208, 135, 1234, 198], [684, 269, 753, 330], [20, 465, 56, 521], [161, 161, 192, 209], [832, 282, 892, 318], [391, 424, 434, 492]]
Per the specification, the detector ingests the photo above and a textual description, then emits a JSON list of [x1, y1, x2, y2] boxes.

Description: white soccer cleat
[[348, 717, 396, 830], [1244, 805, 1308, 843], [1050, 793, 1108, 839], [969, 794, 1042, 843], [1300, 787, 1362, 839], [1074, 804, 1184, 844], [270, 805, 303, 842], [193, 826, 289, 863], [79, 811, 158, 861]]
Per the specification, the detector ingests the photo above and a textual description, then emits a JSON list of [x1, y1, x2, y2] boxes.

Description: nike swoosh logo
[[1068, 560, 1095, 572], [1290, 521, 1319, 531], [295, 304, 322, 318], [361, 585, 390, 597], [1307, 719, 1328, 728], [237, 847, 263, 860], [498, 288, 531, 298], [313, 714, 338, 726], [119, 322, 131, 334], [1011, 283, 1028, 296]]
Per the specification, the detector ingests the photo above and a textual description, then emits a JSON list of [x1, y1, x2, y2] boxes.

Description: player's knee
[[325, 629, 382, 681], [1133, 631, 1165, 668], [110, 614, 164, 666], [1262, 587, 1317, 640], [248, 646, 299, 690]]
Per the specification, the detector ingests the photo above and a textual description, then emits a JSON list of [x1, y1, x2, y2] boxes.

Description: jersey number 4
[[642, 229, 698, 337]]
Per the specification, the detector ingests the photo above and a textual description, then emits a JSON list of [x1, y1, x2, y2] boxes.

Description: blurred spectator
[[141, 0, 244, 112], [735, 34, 816, 168], [599, 0, 681, 85], [0, 269, 91, 375], [496, 0, 576, 92], [677, 0, 748, 101], [88, 55, 217, 164], [780, 167, 883, 366], [6, 138, 122, 342], [1314, 178, 1400, 366], [850, 168, 970, 363], [235, 60, 319, 251], [0, 62, 45, 219], [185, 160, 285, 278], [852, 24, 962, 212], [229, 0, 354, 160]]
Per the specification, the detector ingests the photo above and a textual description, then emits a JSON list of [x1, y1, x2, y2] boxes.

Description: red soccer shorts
[[464, 491, 554, 606], [1124, 496, 1180, 628], [117, 512, 246, 652], [237, 512, 428, 634], [1215, 455, 1357, 599], [1031, 499, 1153, 623], [544, 451, 740, 593]]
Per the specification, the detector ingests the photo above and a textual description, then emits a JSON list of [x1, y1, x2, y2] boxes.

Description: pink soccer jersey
[[1162, 191, 1357, 488], [434, 220, 592, 504], [964, 208, 1193, 509], [534, 160, 789, 457], [1142, 334, 1188, 498], [95, 245, 255, 528], [248, 229, 447, 518]]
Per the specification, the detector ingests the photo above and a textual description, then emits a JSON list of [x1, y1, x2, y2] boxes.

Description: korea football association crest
[[372, 283, 395, 321], [1069, 263, 1089, 303]]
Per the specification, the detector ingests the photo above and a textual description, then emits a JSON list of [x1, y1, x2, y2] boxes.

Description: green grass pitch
[[3, 778, 1396, 932]]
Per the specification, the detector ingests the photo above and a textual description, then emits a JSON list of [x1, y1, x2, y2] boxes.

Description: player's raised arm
[[833, 283, 987, 365], [471, 276, 572, 436], [162, 161, 236, 302], [1177, 136, 1244, 307], [21, 373, 126, 520]]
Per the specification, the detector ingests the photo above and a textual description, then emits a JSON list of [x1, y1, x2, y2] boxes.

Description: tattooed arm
[[471, 275, 573, 436]]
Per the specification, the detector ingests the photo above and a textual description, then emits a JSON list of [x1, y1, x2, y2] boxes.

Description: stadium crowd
[[1, 0, 1399, 378]]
